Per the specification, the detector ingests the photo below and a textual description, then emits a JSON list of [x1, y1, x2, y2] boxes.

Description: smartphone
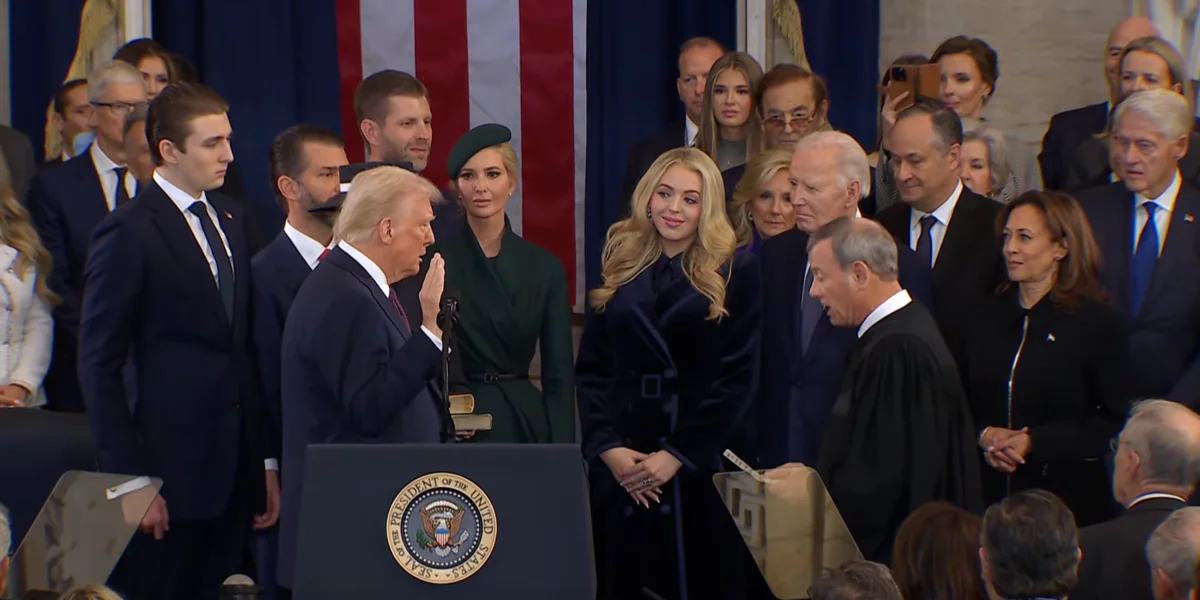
[[880, 64, 943, 110]]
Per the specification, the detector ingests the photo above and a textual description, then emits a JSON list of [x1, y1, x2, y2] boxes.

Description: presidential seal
[[387, 472, 497, 584]]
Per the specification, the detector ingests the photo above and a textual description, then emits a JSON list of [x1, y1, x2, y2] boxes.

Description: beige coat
[[0, 244, 53, 406]]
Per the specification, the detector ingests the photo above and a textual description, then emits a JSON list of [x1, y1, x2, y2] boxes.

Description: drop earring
[[747, 211, 754, 222], [646, 207, 653, 219]]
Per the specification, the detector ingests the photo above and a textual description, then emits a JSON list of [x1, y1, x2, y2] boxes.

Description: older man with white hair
[[1148, 508, 1200, 600], [1074, 400, 1200, 600], [753, 131, 934, 469], [803, 217, 980, 562], [1077, 89, 1200, 409], [276, 165, 448, 594]]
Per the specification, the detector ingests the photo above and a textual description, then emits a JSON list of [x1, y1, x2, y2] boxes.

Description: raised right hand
[[419, 253, 446, 335], [140, 495, 170, 540]]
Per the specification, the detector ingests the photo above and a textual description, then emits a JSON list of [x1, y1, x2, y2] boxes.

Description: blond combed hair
[[333, 166, 442, 244], [0, 160, 57, 306], [729, 148, 792, 247], [589, 147, 737, 320]]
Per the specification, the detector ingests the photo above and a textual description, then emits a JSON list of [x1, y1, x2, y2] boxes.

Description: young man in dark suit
[[1076, 89, 1200, 409], [79, 82, 278, 600], [277, 166, 448, 595], [28, 61, 146, 413], [1039, 16, 1158, 190], [43, 79, 93, 169], [875, 100, 1003, 349], [249, 124, 346, 599], [755, 131, 933, 469], [1072, 400, 1200, 600], [619, 37, 724, 212]]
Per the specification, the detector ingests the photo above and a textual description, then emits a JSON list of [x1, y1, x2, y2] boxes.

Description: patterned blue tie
[[800, 265, 820, 355], [1129, 202, 1160, 315]]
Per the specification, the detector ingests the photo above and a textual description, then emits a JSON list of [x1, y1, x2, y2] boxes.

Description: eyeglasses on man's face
[[93, 101, 148, 116]]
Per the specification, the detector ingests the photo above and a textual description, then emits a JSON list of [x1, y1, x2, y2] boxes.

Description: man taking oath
[[807, 217, 981, 564]]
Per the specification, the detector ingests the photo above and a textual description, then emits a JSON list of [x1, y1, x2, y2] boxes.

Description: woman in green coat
[[434, 124, 575, 443]]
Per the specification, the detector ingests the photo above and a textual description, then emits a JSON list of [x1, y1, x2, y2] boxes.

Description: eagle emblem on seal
[[420, 500, 471, 557]]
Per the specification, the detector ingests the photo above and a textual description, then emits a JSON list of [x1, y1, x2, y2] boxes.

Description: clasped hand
[[600, 447, 682, 508], [981, 426, 1032, 473]]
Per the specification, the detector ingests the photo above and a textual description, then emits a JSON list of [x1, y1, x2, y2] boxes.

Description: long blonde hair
[[729, 148, 792, 246], [589, 148, 736, 320], [58, 584, 125, 600], [696, 52, 765, 163], [0, 159, 58, 306]]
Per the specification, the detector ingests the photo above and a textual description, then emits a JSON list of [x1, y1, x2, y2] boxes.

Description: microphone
[[219, 574, 262, 600], [436, 290, 460, 444]]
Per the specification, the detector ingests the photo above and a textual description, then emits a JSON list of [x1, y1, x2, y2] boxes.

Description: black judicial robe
[[817, 300, 982, 564], [576, 251, 763, 600], [432, 219, 576, 443]]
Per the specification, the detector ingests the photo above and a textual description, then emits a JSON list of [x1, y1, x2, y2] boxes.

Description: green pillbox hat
[[446, 123, 512, 180]]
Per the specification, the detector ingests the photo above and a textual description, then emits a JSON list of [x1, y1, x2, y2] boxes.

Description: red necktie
[[317, 248, 330, 262], [388, 290, 412, 335]]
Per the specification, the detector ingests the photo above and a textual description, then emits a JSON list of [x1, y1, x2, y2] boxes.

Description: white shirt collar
[[1135, 170, 1181, 215], [153, 170, 207, 213], [284, 222, 332, 270], [857, 289, 912, 338], [685, 116, 699, 146], [337, 240, 390, 296], [1128, 491, 1188, 508], [913, 180, 963, 225], [90, 141, 121, 173]]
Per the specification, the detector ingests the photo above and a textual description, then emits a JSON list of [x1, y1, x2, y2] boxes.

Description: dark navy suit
[[754, 226, 936, 467], [79, 180, 266, 599], [277, 245, 444, 590], [1077, 181, 1200, 408], [28, 152, 115, 412]]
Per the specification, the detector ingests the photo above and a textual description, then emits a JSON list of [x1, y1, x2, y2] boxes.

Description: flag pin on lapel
[[1047, 333, 1056, 342], [1186, 213, 1195, 223]]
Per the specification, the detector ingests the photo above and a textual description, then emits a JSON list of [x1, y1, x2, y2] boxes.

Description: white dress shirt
[[1133, 170, 1180, 256], [284, 222, 332, 270], [1127, 491, 1187, 508], [338, 241, 443, 350], [908, 181, 964, 267], [90, 142, 138, 212], [685, 116, 699, 146], [154, 171, 234, 281], [858, 289, 913, 338]]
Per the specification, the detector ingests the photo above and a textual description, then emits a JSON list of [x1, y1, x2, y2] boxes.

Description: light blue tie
[[1129, 202, 1160, 315]]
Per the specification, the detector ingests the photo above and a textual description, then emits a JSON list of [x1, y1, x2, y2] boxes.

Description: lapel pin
[[224, 211, 233, 220], [1185, 213, 1195, 223], [1047, 333, 1056, 342]]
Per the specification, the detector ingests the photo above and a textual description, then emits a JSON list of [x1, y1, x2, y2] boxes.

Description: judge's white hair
[[1146, 508, 1200, 596], [806, 216, 899, 281], [87, 60, 144, 104], [1114, 89, 1193, 141], [794, 131, 872, 200]]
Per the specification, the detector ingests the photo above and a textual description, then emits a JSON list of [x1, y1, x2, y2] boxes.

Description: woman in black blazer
[[958, 190, 1129, 527]]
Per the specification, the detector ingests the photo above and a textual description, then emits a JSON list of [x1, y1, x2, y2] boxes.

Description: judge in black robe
[[576, 147, 763, 600], [807, 217, 982, 565]]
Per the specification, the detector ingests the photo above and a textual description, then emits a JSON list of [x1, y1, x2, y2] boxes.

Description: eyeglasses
[[1109, 437, 1123, 453], [92, 101, 148, 116], [763, 112, 817, 132]]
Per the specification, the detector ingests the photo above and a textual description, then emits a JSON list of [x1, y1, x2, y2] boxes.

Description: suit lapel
[[273, 234, 313, 298], [75, 154, 110, 226], [1143, 186, 1200, 313], [621, 269, 676, 369], [210, 194, 248, 329], [145, 183, 229, 325], [1093, 186, 1135, 311], [328, 247, 410, 340]]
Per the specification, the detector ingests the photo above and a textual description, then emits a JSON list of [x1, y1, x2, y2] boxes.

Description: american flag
[[335, 0, 588, 308]]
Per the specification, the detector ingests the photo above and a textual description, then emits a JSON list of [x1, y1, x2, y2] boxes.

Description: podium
[[292, 443, 594, 599], [714, 463, 861, 599], [3, 471, 161, 599]]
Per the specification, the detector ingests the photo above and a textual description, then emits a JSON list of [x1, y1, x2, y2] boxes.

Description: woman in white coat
[[0, 156, 54, 407]]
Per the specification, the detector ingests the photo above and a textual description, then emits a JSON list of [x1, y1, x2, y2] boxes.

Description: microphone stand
[[437, 296, 459, 444]]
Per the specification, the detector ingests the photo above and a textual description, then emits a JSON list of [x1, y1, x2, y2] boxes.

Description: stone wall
[[879, 0, 1129, 150]]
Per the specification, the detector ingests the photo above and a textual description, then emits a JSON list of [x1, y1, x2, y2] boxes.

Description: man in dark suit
[[250, 125, 346, 600], [1039, 16, 1158, 190], [981, 491, 1081, 600], [875, 100, 1003, 348], [79, 82, 277, 600], [755, 131, 933, 468], [29, 61, 147, 413], [277, 166, 448, 594], [1076, 90, 1200, 408], [1072, 400, 1200, 600], [620, 37, 724, 212], [43, 79, 93, 169], [0, 126, 35, 201], [808, 217, 980, 562]]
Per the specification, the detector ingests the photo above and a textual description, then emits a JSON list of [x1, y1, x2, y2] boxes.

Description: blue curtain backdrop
[[796, 0, 881, 149], [9, 0, 88, 162], [583, 0, 736, 291]]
